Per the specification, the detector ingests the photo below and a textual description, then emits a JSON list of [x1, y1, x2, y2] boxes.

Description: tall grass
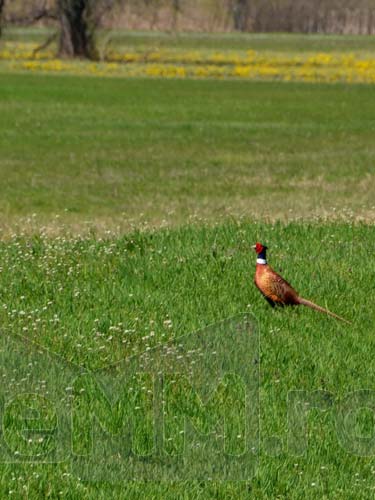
[[0, 221, 374, 497]]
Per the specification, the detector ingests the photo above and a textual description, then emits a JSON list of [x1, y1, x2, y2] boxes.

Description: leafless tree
[[57, 0, 127, 58], [57, 0, 105, 58], [5, 0, 120, 59], [0, 0, 5, 37], [5, 0, 375, 44], [171, 0, 181, 31], [232, 0, 249, 31]]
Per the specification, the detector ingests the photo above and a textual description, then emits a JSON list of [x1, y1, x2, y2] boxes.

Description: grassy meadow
[[0, 30, 375, 499], [5, 27, 375, 52], [3, 28, 375, 82], [0, 74, 375, 232]]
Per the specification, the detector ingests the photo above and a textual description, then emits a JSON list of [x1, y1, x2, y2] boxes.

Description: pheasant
[[252, 242, 350, 324]]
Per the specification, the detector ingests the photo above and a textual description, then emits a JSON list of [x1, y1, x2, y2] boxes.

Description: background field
[[5, 27, 375, 52], [0, 30, 375, 499], [0, 73, 374, 235]]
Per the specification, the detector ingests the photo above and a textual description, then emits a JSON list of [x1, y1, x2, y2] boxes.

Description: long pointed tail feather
[[297, 297, 351, 325]]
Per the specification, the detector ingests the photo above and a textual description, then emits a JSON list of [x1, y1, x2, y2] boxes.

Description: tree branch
[[33, 31, 58, 54], [6, 7, 57, 26]]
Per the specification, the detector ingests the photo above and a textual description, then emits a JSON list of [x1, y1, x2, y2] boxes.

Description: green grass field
[[5, 26, 375, 53], [0, 30, 375, 499], [0, 74, 374, 233]]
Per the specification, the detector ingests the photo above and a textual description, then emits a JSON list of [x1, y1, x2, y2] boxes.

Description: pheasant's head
[[252, 242, 267, 255], [252, 242, 268, 263]]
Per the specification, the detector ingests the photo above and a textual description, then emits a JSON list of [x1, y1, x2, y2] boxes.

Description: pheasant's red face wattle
[[254, 242, 265, 254]]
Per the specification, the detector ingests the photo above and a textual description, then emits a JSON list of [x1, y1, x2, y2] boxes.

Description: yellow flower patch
[[2, 41, 375, 83]]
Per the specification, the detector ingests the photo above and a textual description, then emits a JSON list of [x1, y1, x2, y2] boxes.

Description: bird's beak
[[251, 245, 256, 249]]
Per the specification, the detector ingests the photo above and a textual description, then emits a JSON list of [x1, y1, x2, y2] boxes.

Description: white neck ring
[[256, 258, 267, 265]]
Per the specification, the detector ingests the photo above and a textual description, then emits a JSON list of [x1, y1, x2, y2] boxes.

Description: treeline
[[1, 1, 375, 60], [4, 0, 375, 34], [104, 0, 375, 35]]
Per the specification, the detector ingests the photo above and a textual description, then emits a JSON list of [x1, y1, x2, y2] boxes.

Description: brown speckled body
[[254, 263, 300, 307]]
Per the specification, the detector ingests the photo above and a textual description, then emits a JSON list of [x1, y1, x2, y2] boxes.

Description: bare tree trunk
[[233, 0, 249, 31], [283, 3, 295, 32], [57, 0, 98, 59], [368, 9, 373, 34], [0, 0, 5, 37], [171, 0, 181, 32]]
